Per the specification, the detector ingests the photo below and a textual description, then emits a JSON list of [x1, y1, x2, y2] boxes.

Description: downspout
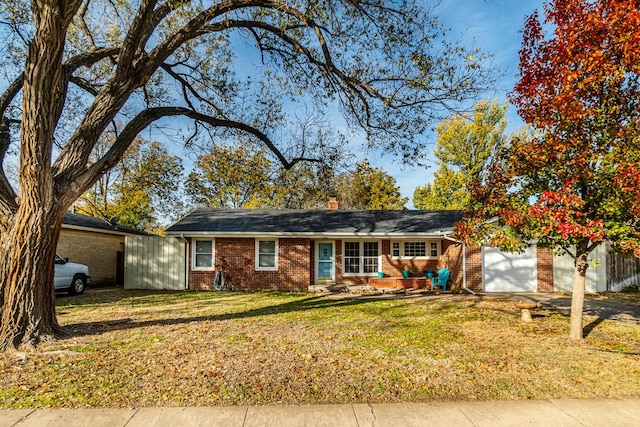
[[443, 234, 475, 295], [179, 234, 189, 290]]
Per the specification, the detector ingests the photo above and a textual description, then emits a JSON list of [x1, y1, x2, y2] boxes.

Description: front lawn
[[1, 290, 639, 408]]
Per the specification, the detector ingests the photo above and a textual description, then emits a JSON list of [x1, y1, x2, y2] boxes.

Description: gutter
[[442, 234, 475, 295]]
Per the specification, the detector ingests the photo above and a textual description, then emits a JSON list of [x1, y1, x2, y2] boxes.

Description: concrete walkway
[[2, 399, 640, 427]]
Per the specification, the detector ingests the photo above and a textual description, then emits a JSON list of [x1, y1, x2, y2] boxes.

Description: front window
[[193, 240, 214, 269], [392, 240, 441, 259], [392, 242, 400, 257], [344, 242, 360, 274], [363, 242, 379, 273], [430, 242, 439, 257], [404, 241, 426, 257], [256, 239, 278, 270], [343, 241, 379, 275]]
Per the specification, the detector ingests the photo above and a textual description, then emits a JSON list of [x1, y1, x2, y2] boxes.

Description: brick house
[[58, 212, 147, 285], [164, 202, 554, 293]]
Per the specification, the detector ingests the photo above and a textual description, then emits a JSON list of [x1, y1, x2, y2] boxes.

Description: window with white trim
[[193, 239, 215, 269], [256, 239, 278, 270], [344, 242, 360, 274], [343, 241, 380, 275], [391, 240, 441, 259], [430, 242, 438, 257], [404, 241, 426, 257], [392, 242, 400, 257], [363, 241, 379, 273]]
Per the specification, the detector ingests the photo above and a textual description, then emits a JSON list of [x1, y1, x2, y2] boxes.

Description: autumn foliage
[[456, 0, 640, 339]]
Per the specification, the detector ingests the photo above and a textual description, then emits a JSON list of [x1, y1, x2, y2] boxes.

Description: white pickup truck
[[54, 254, 91, 295]]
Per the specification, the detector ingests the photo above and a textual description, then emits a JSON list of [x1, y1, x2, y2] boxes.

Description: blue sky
[[377, 0, 545, 207]]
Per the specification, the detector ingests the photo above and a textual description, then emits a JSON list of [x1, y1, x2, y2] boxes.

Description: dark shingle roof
[[63, 212, 147, 235], [165, 208, 463, 236]]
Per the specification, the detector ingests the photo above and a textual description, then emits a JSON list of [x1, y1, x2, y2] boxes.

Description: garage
[[482, 245, 537, 292]]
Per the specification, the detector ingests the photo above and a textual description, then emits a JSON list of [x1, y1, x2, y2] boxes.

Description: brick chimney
[[327, 197, 339, 210]]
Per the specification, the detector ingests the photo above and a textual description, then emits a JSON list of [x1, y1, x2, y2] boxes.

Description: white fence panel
[[553, 244, 607, 293], [124, 236, 186, 290]]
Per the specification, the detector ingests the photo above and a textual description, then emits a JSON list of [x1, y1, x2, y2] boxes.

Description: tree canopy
[[186, 141, 272, 209], [336, 159, 408, 210], [413, 99, 507, 210], [76, 138, 183, 232], [456, 0, 640, 340]]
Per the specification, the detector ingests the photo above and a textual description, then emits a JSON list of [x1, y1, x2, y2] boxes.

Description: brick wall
[[537, 247, 554, 292], [465, 246, 483, 292], [188, 237, 312, 291], [57, 229, 124, 285]]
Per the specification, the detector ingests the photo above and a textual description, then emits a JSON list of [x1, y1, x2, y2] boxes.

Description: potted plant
[[377, 271, 385, 278], [401, 269, 410, 279], [424, 270, 435, 278]]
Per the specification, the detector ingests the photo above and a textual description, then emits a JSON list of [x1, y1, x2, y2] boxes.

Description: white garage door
[[483, 245, 537, 292]]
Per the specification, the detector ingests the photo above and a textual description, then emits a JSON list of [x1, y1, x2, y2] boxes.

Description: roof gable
[[165, 208, 463, 237]]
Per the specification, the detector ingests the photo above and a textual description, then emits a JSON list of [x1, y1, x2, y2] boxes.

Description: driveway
[[485, 292, 640, 325]]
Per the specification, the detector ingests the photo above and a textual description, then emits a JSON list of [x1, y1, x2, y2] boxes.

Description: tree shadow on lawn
[[56, 289, 198, 307], [61, 295, 380, 339], [583, 317, 604, 338]]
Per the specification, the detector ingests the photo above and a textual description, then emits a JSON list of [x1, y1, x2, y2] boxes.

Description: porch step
[[308, 284, 346, 293]]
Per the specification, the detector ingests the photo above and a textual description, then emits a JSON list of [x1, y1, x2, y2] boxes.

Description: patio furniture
[[431, 268, 450, 291]]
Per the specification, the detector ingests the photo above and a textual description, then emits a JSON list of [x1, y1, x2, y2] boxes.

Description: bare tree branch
[[68, 105, 322, 198]]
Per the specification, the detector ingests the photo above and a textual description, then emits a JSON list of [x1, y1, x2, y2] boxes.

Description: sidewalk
[[2, 398, 640, 427]]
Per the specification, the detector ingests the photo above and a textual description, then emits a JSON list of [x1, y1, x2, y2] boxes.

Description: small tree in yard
[[0, 0, 495, 350], [456, 0, 640, 340]]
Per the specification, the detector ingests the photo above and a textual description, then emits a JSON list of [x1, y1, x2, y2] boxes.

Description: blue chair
[[431, 268, 450, 291]]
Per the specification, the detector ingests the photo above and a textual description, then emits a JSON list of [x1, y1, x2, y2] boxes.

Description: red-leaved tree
[[456, 0, 640, 340]]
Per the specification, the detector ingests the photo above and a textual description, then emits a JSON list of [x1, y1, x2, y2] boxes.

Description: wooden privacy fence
[[607, 250, 640, 291], [124, 236, 186, 290]]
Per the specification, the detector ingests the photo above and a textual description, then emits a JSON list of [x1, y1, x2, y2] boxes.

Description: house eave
[[62, 224, 141, 237], [164, 231, 452, 238]]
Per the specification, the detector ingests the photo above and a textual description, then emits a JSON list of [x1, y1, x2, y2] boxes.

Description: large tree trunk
[[0, 0, 81, 351], [0, 207, 65, 350], [569, 242, 590, 341]]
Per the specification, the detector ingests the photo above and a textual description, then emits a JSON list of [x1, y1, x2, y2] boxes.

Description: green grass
[[1, 289, 639, 408]]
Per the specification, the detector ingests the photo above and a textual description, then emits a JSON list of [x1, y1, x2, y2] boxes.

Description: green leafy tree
[[247, 162, 338, 209], [414, 100, 507, 210], [0, 0, 495, 350], [186, 142, 272, 209], [456, 0, 640, 341], [76, 138, 183, 231], [413, 166, 466, 210], [337, 160, 408, 210]]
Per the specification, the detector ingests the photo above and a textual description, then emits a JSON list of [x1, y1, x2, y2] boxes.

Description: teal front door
[[316, 242, 335, 283]]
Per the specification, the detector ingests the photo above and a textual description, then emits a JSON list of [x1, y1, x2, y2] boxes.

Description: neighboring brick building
[[58, 212, 146, 285], [165, 202, 554, 293]]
